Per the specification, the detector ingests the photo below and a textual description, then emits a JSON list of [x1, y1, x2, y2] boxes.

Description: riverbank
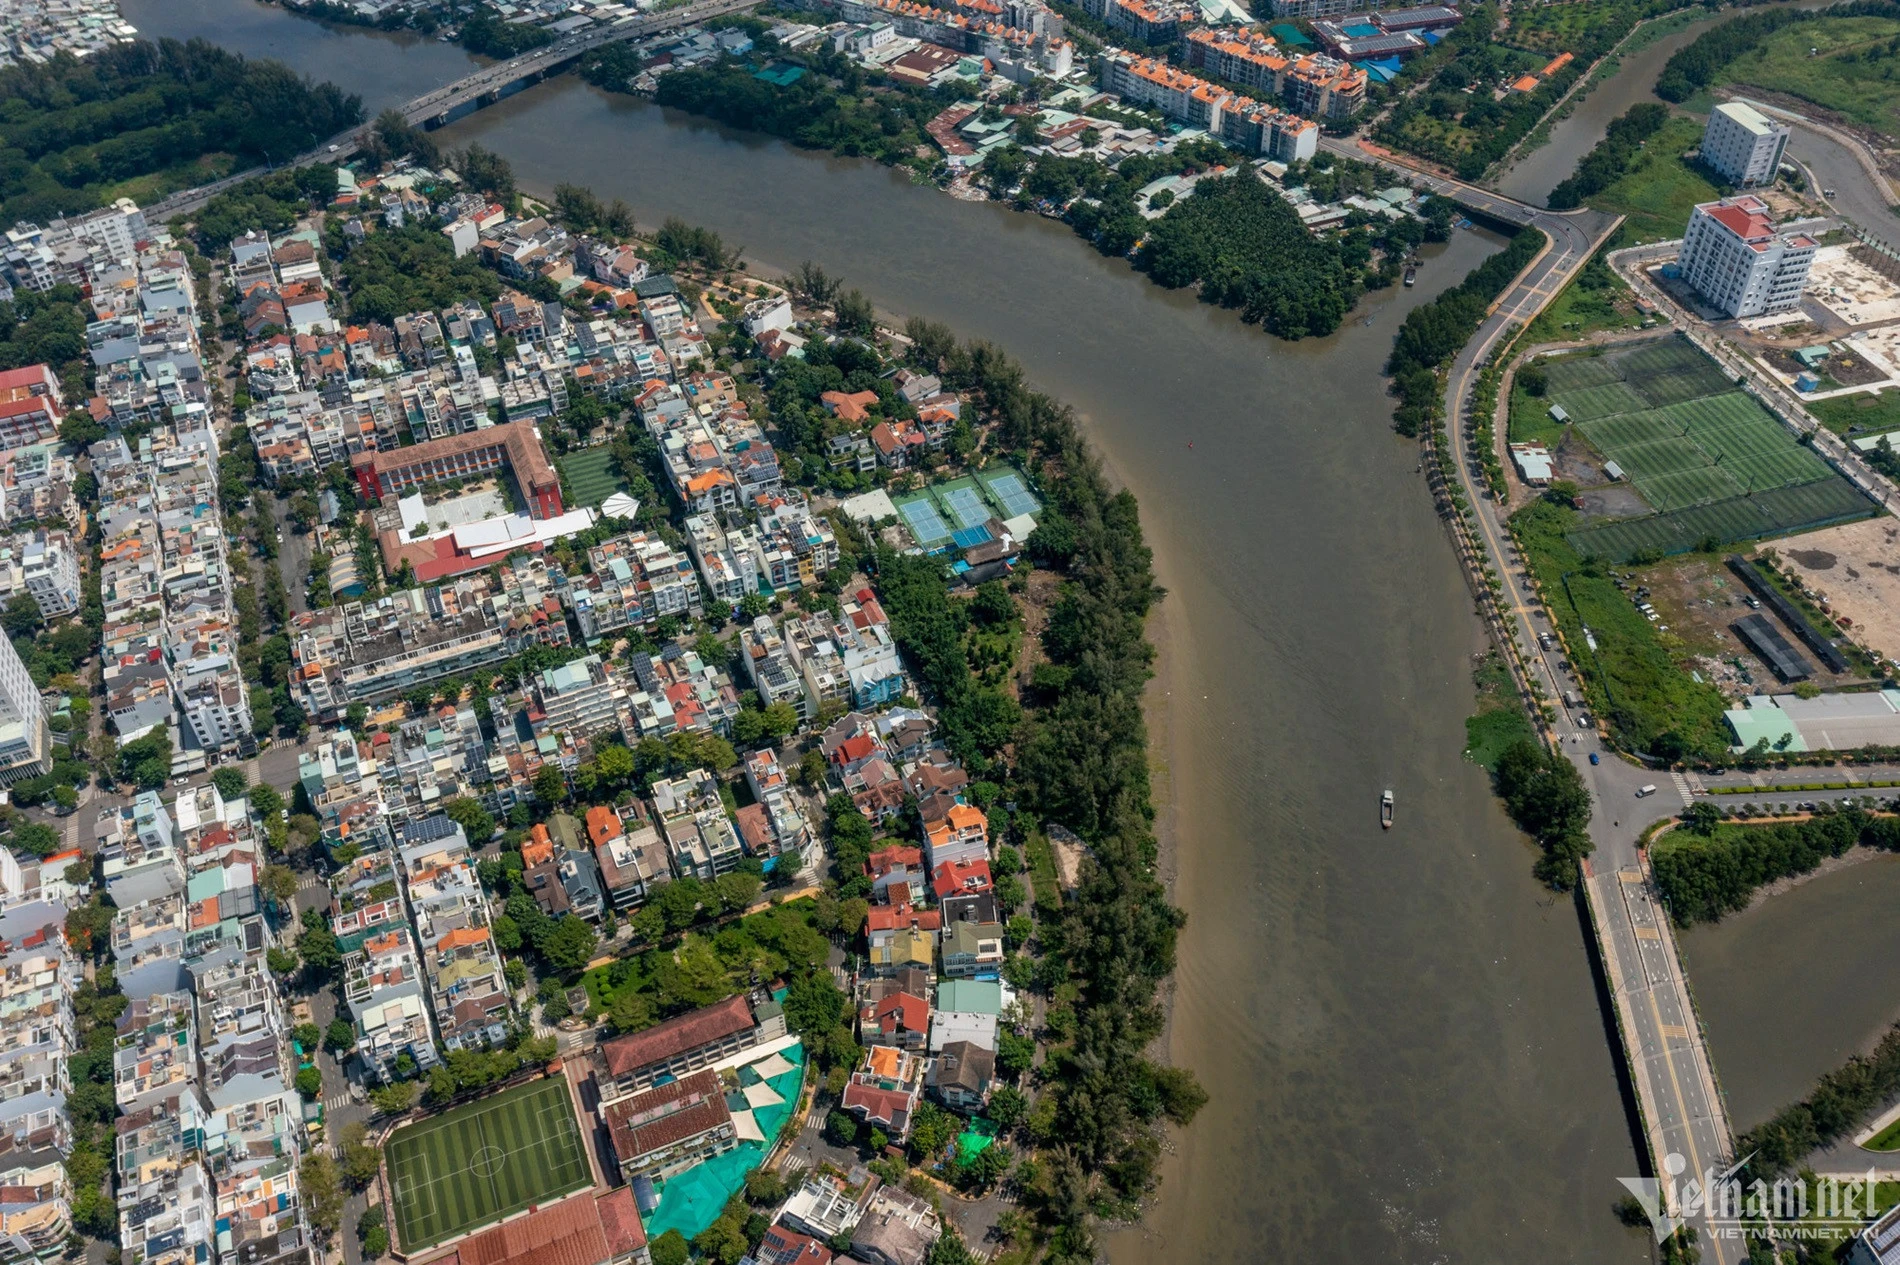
[[107, 4, 1654, 1255], [587, 43, 1446, 341]]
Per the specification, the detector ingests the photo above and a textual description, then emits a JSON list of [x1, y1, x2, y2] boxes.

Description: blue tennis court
[[894, 493, 952, 549], [936, 481, 991, 531], [951, 524, 992, 549], [978, 468, 1040, 518]]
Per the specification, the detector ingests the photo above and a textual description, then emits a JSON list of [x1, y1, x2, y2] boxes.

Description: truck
[[1563, 691, 1581, 709]]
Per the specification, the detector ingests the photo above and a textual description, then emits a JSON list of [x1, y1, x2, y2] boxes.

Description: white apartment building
[[531, 654, 626, 740], [1700, 102, 1789, 188], [19, 530, 78, 618], [1677, 195, 1817, 319], [0, 625, 48, 785]]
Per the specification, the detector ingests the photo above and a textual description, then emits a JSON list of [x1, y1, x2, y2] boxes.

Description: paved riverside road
[[1329, 130, 1754, 1259]]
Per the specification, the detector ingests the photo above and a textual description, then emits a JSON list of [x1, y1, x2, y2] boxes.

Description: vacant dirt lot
[[1772, 517, 1900, 663]]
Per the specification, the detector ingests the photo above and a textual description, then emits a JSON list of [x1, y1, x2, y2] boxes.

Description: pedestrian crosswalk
[[1670, 770, 1694, 807], [323, 1091, 352, 1111]]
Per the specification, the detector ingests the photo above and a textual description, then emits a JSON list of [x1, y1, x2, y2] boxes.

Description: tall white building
[[0, 628, 49, 784], [1701, 102, 1789, 188], [1677, 195, 1817, 319]]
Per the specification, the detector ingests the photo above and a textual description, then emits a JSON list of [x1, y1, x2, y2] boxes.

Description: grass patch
[[1024, 831, 1062, 918], [384, 1076, 594, 1252], [557, 447, 624, 509], [1587, 115, 1722, 243], [1809, 389, 1900, 437], [1867, 1117, 1900, 1151], [1509, 381, 1571, 447], [1522, 266, 1642, 346], [1720, 15, 1900, 136], [1513, 496, 1732, 757], [1464, 651, 1536, 770]]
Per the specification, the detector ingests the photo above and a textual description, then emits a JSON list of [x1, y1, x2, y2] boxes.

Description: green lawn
[[1512, 497, 1733, 756], [558, 447, 625, 509], [1720, 15, 1900, 137], [1809, 389, 1900, 436], [1522, 269, 1642, 346], [1587, 115, 1722, 242], [384, 1076, 594, 1252], [1866, 1116, 1900, 1151], [1509, 380, 1570, 447]]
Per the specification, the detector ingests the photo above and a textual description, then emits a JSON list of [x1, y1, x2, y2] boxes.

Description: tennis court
[[385, 1076, 594, 1253], [934, 478, 992, 531], [893, 491, 954, 549], [977, 466, 1041, 519]]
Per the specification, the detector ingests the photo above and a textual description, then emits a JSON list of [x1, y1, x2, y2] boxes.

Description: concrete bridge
[[148, 0, 759, 222]]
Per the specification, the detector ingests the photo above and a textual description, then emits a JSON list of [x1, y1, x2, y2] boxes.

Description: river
[[1679, 854, 1900, 1136], [126, 2, 1649, 1259]]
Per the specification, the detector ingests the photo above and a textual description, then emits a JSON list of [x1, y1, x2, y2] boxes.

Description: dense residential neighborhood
[[0, 91, 1170, 1260]]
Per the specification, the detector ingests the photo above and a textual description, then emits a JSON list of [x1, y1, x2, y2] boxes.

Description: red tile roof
[[447, 1193, 609, 1265], [600, 995, 754, 1077], [932, 859, 992, 900], [866, 903, 941, 934], [874, 991, 928, 1035], [602, 1069, 732, 1160]]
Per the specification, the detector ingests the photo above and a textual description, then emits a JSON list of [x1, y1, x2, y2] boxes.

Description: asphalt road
[[1378, 167, 1751, 1259]]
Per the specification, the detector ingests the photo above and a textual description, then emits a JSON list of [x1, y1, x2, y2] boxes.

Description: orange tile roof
[[436, 926, 491, 952]]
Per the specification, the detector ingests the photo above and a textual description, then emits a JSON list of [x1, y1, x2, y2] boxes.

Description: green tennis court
[[977, 466, 1041, 519], [933, 478, 992, 531], [894, 491, 953, 549], [385, 1076, 594, 1253]]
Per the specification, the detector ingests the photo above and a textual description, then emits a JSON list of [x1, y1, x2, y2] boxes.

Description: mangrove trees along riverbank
[[886, 319, 1206, 1255], [0, 38, 362, 224], [585, 38, 1442, 340], [1656, 0, 1900, 103], [1546, 102, 1671, 210], [1652, 807, 1900, 925], [1386, 226, 1546, 436]]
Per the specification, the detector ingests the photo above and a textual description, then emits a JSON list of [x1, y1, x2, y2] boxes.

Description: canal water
[[125, 2, 1652, 1258], [1679, 854, 1900, 1135], [1494, 13, 1719, 207]]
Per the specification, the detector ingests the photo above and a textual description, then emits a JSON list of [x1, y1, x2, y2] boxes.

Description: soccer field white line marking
[[391, 1089, 585, 1215]]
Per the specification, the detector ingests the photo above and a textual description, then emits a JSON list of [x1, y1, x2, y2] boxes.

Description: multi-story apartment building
[[588, 803, 672, 911], [1678, 195, 1817, 318], [0, 623, 48, 786], [16, 530, 77, 619], [532, 654, 627, 741], [650, 770, 746, 880], [1100, 51, 1320, 162], [562, 532, 701, 643], [738, 616, 807, 719], [343, 927, 440, 1082], [289, 573, 539, 718], [1701, 101, 1789, 188], [397, 816, 511, 1051]]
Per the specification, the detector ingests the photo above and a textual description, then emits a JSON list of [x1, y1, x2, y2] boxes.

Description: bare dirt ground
[[1772, 517, 1900, 663]]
